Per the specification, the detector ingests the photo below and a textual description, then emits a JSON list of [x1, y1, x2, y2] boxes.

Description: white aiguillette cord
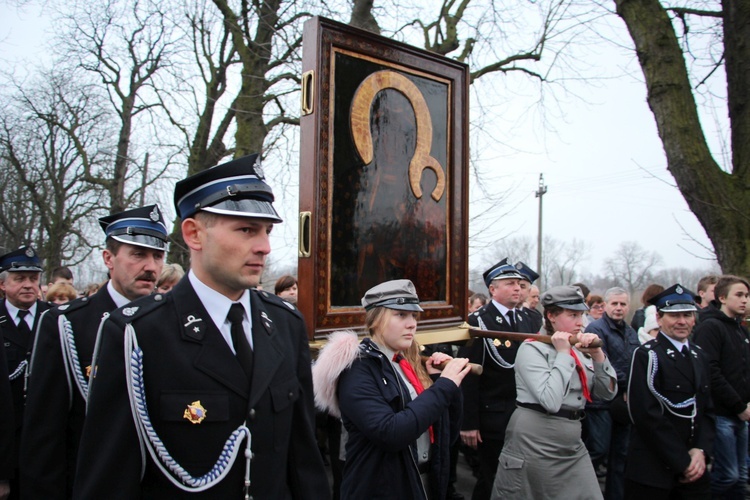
[[124, 324, 253, 496]]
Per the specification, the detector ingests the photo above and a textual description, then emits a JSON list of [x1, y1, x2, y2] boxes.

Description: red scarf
[[570, 349, 592, 403], [393, 354, 434, 443]]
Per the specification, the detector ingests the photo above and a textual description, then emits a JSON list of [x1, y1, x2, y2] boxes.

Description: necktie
[[393, 354, 434, 443], [507, 310, 517, 331], [570, 350, 592, 403], [228, 303, 253, 383], [16, 310, 31, 336], [681, 345, 690, 358]]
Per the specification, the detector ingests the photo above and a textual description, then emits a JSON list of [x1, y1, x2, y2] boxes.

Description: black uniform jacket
[[626, 333, 714, 489], [72, 277, 329, 499], [20, 285, 117, 498], [0, 299, 50, 458], [0, 341, 14, 481], [461, 302, 536, 437]]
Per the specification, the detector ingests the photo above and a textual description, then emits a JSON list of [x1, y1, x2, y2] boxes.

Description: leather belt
[[516, 401, 585, 420]]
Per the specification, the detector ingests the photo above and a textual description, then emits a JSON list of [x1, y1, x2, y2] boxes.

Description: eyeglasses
[[590, 304, 605, 310]]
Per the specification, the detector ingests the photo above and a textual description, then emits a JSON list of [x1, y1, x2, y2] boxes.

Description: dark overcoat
[[1, 300, 50, 426], [0, 299, 50, 470], [461, 302, 536, 437], [72, 277, 329, 499], [626, 333, 714, 490], [20, 285, 117, 498]]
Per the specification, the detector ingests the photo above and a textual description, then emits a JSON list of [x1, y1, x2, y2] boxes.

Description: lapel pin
[[504, 340, 511, 348], [493, 339, 501, 347], [183, 400, 207, 424]]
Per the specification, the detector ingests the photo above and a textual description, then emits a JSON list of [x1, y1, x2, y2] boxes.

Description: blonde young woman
[[492, 285, 617, 499], [313, 279, 470, 500]]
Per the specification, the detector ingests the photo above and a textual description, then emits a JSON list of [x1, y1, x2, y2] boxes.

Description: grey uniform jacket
[[515, 341, 617, 411]]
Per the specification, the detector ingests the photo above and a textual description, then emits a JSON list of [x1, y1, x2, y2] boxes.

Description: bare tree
[[54, 0, 177, 213], [0, 70, 109, 274], [614, 0, 750, 275], [604, 241, 663, 294]]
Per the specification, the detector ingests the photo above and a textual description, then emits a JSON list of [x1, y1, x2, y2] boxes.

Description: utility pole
[[140, 152, 149, 206], [535, 173, 547, 285]]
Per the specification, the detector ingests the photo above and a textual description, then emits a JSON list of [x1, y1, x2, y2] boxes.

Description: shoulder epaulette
[[109, 292, 169, 323], [253, 289, 303, 319], [53, 296, 92, 315]]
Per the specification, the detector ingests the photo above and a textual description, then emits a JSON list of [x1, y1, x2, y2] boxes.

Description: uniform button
[[422, 452, 428, 459], [288, 391, 294, 399], [248, 409, 256, 420], [676, 385, 681, 389], [577, 396, 582, 400]]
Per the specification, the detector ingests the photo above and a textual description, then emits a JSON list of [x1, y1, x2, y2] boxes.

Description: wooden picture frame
[[298, 17, 469, 339]]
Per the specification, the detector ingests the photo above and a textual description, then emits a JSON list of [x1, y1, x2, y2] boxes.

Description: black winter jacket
[[337, 338, 462, 500], [693, 303, 750, 417]]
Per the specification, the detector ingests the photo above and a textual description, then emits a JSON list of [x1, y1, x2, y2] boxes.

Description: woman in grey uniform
[[491, 285, 617, 499]]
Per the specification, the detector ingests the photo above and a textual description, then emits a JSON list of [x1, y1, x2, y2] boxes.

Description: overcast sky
[[1, 3, 720, 282]]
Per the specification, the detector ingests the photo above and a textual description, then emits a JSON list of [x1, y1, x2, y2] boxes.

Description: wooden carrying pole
[[463, 323, 603, 348]]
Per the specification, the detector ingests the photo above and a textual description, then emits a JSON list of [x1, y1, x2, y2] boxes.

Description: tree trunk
[[615, 0, 750, 276]]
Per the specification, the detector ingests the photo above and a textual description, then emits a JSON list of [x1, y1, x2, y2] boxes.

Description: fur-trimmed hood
[[312, 330, 362, 418]]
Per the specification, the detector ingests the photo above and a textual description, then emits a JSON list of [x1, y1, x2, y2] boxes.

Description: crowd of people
[[0, 152, 748, 500]]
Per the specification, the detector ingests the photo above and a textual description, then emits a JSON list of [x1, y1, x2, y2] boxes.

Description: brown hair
[[586, 294, 604, 307], [46, 283, 77, 302], [641, 284, 665, 306], [543, 305, 564, 334], [697, 275, 719, 293], [274, 275, 297, 295], [715, 275, 750, 302], [364, 307, 431, 388]]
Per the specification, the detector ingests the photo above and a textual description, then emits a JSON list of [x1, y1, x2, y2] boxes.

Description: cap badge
[[183, 400, 207, 424], [675, 285, 683, 295], [149, 206, 160, 222], [25, 247, 34, 257], [253, 156, 265, 179], [122, 307, 139, 317]]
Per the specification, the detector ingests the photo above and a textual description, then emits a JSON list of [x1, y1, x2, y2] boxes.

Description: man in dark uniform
[[0, 246, 50, 499], [20, 205, 168, 498], [514, 261, 543, 332], [460, 259, 535, 500], [74, 154, 329, 499], [0, 341, 15, 500], [625, 284, 714, 499]]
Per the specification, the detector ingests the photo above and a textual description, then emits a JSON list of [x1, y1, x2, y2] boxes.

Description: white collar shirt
[[107, 281, 133, 309], [188, 271, 253, 352], [5, 300, 36, 330]]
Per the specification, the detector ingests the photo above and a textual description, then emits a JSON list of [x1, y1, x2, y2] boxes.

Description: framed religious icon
[[298, 16, 469, 340]]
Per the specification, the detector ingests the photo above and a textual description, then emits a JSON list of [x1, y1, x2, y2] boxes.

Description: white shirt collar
[[491, 299, 512, 317], [5, 300, 36, 329], [188, 271, 253, 351], [660, 331, 689, 350], [107, 281, 132, 309]]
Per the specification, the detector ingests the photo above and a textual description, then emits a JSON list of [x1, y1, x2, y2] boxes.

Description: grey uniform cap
[[541, 285, 589, 311], [361, 279, 424, 312]]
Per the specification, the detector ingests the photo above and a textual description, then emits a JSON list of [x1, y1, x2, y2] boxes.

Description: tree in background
[[0, 70, 108, 274], [603, 241, 662, 295], [615, 0, 750, 276]]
